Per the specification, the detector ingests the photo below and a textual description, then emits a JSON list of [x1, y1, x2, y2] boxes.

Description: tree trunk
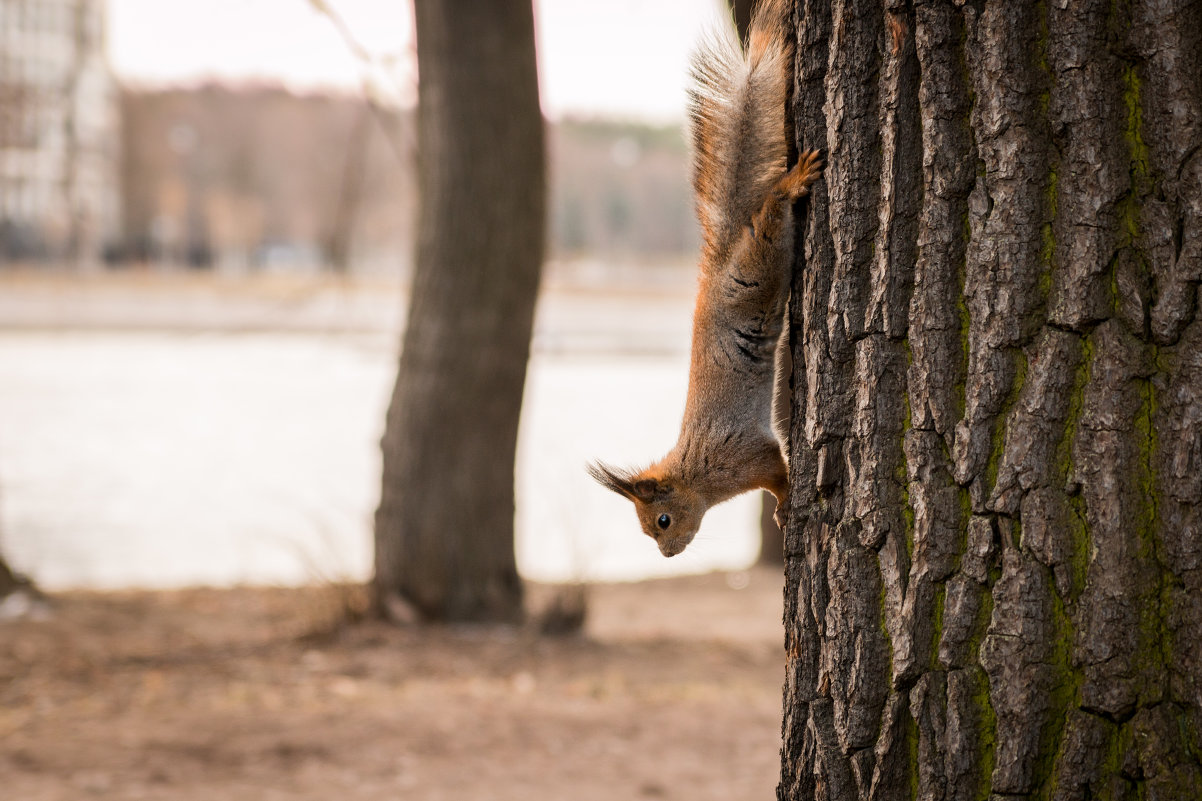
[[325, 102, 370, 274], [0, 555, 21, 598], [779, 0, 1202, 798], [373, 0, 544, 623], [62, 0, 97, 269]]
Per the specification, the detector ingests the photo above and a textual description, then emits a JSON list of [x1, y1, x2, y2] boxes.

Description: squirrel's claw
[[773, 500, 789, 531], [777, 149, 824, 200]]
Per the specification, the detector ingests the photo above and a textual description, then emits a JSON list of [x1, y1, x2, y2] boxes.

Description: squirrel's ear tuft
[[634, 478, 674, 502], [587, 461, 638, 500], [632, 479, 656, 501], [632, 478, 672, 502], [588, 462, 673, 503]]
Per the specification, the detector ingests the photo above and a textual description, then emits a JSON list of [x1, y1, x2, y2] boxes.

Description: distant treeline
[[117, 85, 699, 272]]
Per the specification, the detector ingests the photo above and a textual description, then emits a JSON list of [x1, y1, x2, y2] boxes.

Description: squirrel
[[588, 0, 821, 558]]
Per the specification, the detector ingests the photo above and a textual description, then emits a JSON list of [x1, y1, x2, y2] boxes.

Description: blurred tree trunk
[[731, 0, 755, 42], [0, 555, 20, 598], [758, 489, 784, 563], [325, 102, 370, 274], [373, 0, 544, 623], [780, 0, 1202, 798], [759, 349, 790, 565], [62, 0, 97, 269]]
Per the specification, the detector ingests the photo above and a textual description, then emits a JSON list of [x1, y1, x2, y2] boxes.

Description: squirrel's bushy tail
[[688, 0, 792, 271]]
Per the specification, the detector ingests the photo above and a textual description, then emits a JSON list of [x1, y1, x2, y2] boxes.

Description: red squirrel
[[589, 0, 821, 557]]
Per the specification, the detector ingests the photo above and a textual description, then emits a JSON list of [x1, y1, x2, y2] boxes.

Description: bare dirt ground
[[1, 568, 786, 800]]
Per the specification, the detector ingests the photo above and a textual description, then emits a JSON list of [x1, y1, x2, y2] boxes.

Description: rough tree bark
[[373, 0, 544, 623], [780, 0, 1201, 798]]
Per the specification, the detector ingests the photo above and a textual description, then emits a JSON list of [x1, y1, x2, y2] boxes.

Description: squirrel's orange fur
[[589, 0, 822, 557]]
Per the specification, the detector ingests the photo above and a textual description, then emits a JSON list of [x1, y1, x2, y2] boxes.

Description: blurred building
[[0, 0, 118, 264], [119, 86, 416, 273]]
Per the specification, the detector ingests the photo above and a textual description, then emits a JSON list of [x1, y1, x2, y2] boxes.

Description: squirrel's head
[[587, 462, 706, 557]]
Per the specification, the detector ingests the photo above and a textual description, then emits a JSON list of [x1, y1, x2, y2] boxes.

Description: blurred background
[[0, 3, 791, 798], [0, 0, 771, 591]]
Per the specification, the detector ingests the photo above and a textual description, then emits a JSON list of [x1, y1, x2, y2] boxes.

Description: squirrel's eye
[[657, 514, 671, 530]]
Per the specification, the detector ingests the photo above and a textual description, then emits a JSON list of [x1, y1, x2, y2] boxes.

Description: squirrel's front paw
[[777, 150, 824, 200], [773, 500, 789, 531]]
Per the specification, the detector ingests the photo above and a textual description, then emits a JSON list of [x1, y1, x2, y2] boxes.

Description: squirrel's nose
[[659, 539, 684, 557]]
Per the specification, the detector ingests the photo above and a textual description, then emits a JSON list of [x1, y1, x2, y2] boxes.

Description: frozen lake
[[0, 283, 762, 589]]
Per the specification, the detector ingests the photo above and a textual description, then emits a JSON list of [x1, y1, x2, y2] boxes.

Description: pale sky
[[107, 0, 730, 123]]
